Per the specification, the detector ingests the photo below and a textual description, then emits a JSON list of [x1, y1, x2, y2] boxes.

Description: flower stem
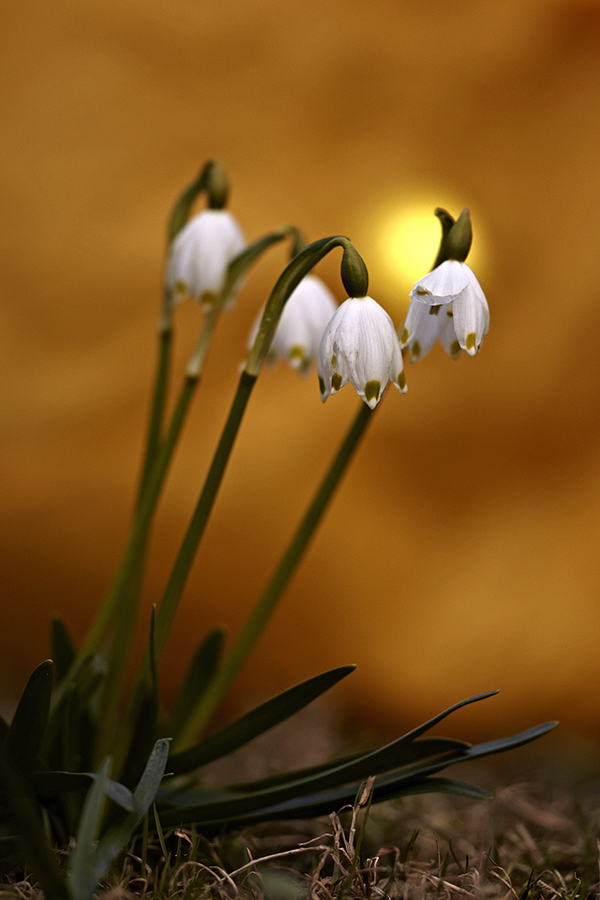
[[153, 370, 257, 658], [173, 400, 375, 750], [135, 315, 173, 513]]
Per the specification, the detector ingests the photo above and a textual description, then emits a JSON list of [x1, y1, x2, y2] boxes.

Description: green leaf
[[0, 746, 69, 899], [7, 660, 54, 770], [51, 616, 76, 683], [169, 627, 226, 742], [117, 608, 160, 788], [82, 740, 170, 892], [168, 665, 356, 776], [68, 756, 113, 900], [156, 714, 556, 831]]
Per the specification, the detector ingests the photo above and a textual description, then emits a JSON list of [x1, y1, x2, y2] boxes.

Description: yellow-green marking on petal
[[412, 340, 421, 359], [319, 375, 326, 394], [428, 305, 441, 316], [331, 372, 343, 391], [364, 380, 381, 404], [290, 345, 305, 362], [331, 355, 337, 366], [450, 340, 461, 357], [397, 371, 406, 390], [175, 280, 187, 294], [466, 332, 477, 351], [415, 287, 429, 297]]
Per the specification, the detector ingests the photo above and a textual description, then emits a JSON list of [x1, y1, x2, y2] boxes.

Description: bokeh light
[[356, 194, 490, 319]]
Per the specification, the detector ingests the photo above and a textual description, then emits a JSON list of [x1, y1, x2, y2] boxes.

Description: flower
[[249, 275, 338, 373], [165, 209, 246, 307], [400, 260, 489, 362], [317, 296, 406, 408]]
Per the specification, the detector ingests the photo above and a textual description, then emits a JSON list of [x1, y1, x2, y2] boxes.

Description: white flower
[[401, 260, 489, 362], [317, 296, 406, 409], [249, 275, 338, 373], [165, 209, 246, 307]]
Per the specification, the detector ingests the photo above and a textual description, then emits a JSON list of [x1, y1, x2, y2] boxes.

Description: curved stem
[[174, 400, 375, 750]]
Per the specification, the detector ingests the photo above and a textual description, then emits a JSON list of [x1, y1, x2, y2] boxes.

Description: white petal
[[400, 300, 444, 363], [318, 296, 404, 407], [452, 269, 489, 356], [409, 260, 470, 306], [165, 210, 246, 305]]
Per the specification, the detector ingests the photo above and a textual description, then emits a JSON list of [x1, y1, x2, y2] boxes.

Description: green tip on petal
[[331, 372, 343, 392], [412, 340, 421, 359], [318, 375, 326, 395], [450, 339, 462, 358], [289, 345, 306, 364], [364, 380, 381, 404], [397, 371, 406, 391], [400, 327, 409, 344], [466, 332, 477, 353]]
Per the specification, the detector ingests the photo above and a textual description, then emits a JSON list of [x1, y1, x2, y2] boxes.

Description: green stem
[[174, 400, 374, 749], [153, 370, 257, 658], [135, 319, 173, 513], [90, 315, 223, 757]]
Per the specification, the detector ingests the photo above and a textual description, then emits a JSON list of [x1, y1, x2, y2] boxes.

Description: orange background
[[2, 0, 600, 741]]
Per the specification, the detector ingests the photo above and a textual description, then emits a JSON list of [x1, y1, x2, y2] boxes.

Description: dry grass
[[2, 757, 600, 900]]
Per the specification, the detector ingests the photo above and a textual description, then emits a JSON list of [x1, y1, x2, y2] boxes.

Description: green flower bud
[[340, 245, 369, 298], [445, 208, 473, 262]]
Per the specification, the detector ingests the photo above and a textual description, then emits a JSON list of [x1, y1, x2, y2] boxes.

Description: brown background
[[2, 0, 600, 741]]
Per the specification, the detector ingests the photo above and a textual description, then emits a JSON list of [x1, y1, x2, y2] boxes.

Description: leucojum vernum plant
[[0, 160, 556, 900]]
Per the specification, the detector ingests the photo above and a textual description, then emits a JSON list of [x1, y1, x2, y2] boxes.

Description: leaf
[[0, 746, 69, 900], [83, 740, 170, 892], [51, 616, 76, 683], [156, 715, 556, 831], [7, 660, 54, 770], [67, 756, 113, 900], [118, 608, 160, 788], [168, 665, 356, 776], [169, 627, 226, 742]]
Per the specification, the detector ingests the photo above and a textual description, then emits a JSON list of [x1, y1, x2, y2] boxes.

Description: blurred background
[[2, 0, 600, 745]]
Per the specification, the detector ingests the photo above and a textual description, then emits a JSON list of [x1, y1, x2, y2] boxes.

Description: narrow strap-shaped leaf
[[227, 736, 470, 793], [82, 739, 171, 892], [0, 745, 69, 899], [168, 665, 356, 775], [132, 739, 170, 816], [169, 627, 226, 742], [67, 756, 113, 900], [51, 616, 76, 683], [116, 608, 161, 788], [7, 660, 54, 769], [157, 718, 556, 829]]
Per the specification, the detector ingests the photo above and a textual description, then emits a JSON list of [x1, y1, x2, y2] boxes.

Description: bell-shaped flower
[[401, 260, 489, 362], [249, 275, 338, 373], [317, 296, 406, 409], [165, 209, 246, 307]]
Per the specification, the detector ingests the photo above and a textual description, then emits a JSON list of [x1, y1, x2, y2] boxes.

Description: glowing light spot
[[353, 193, 489, 317]]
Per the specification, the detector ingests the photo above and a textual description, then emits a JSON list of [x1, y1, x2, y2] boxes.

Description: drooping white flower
[[401, 260, 489, 362], [317, 296, 406, 409], [165, 209, 246, 307], [248, 275, 338, 373]]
